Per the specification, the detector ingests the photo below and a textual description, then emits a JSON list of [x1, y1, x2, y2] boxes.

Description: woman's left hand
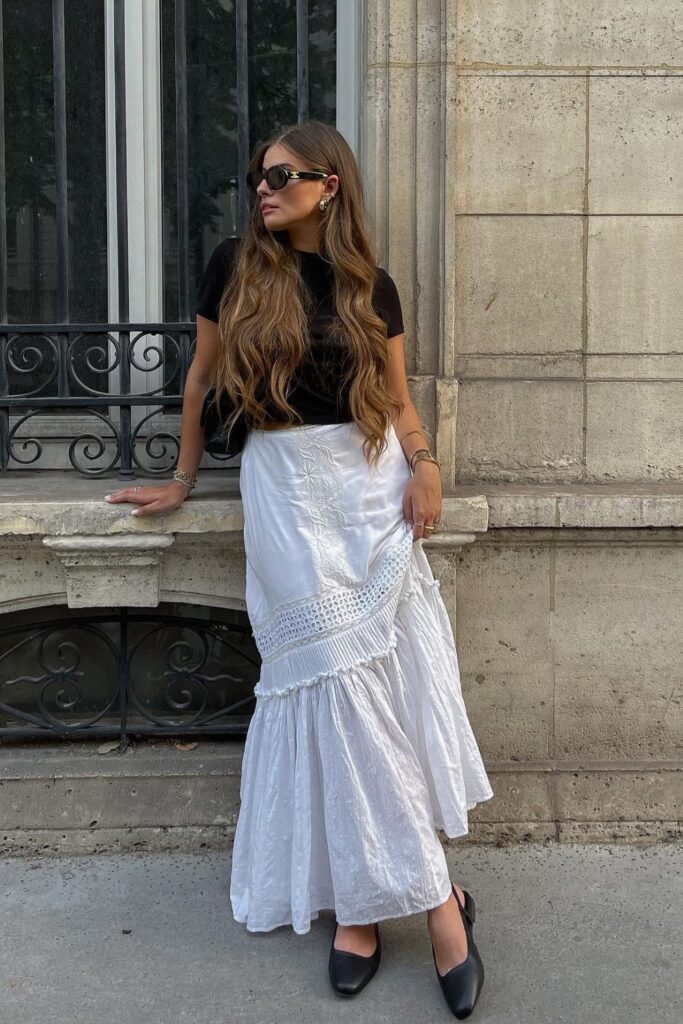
[[402, 462, 442, 542]]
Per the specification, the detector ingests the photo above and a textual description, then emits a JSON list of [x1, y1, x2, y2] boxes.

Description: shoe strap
[[452, 885, 474, 927]]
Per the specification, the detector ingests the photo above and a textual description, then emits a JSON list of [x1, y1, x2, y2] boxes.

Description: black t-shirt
[[195, 237, 405, 425]]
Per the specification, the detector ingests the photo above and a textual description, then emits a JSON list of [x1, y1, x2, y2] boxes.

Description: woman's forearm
[[394, 399, 433, 467], [175, 368, 210, 477]]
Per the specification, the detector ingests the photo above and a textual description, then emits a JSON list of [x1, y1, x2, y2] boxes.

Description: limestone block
[[455, 539, 555, 760], [159, 534, 248, 611], [558, 820, 682, 843], [587, 216, 683, 357], [0, 773, 242, 829], [553, 541, 683, 759], [555, 769, 681, 823], [457, 1, 683, 68], [454, 215, 584, 356], [478, 489, 683, 530], [586, 382, 683, 481], [0, 825, 236, 858], [589, 76, 683, 213], [455, 380, 584, 483], [463, 769, 555, 824], [454, 74, 585, 213], [42, 535, 175, 609], [466, 821, 557, 843], [439, 495, 488, 536], [0, 540, 64, 612], [0, 498, 245, 537]]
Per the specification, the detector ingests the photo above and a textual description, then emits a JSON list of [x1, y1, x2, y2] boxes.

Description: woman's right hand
[[103, 480, 190, 517]]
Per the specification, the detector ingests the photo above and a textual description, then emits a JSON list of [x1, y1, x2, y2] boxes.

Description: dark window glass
[[3, 0, 107, 325], [4, 0, 56, 323], [63, 0, 107, 322]]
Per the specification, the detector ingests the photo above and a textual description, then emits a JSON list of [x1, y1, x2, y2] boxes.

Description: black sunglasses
[[246, 164, 329, 193]]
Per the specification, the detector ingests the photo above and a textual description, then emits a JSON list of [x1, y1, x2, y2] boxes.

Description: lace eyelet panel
[[252, 528, 414, 663]]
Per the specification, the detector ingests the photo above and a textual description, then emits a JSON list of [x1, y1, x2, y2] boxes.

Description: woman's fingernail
[[130, 509, 138, 516]]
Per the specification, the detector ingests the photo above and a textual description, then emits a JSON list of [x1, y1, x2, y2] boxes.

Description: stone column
[[363, 0, 459, 486]]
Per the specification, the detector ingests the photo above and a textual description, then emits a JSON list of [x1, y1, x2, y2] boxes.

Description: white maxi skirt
[[230, 419, 494, 934]]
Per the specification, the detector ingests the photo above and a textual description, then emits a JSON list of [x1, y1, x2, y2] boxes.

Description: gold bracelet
[[409, 447, 430, 471], [410, 448, 440, 474], [172, 468, 197, 492]]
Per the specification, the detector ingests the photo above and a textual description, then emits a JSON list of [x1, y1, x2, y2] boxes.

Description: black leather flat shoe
[[328, 921, 381, 997], [431, 883, 484, 1019]]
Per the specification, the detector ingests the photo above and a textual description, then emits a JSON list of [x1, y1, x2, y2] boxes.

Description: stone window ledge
[[452, 482, 683, 530], [2, 475, 683, 536], [0, 471, 489, 541]]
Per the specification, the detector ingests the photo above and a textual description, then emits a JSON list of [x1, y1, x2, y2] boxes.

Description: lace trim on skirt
[[253, 525, 415, 699]]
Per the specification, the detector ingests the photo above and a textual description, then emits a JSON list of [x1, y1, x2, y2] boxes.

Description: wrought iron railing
[[0, 322, 238, 477], [0, 607, 260, 749]]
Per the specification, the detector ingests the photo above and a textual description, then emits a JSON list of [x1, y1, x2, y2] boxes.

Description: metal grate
[[0, 321, 213, 476], [0, 605, 260, 749]]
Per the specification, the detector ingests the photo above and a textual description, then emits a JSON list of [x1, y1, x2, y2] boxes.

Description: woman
[[105, 120, 494, 1018]]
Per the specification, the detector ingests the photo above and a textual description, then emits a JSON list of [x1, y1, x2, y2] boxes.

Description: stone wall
[[363, 0, 683, 487]]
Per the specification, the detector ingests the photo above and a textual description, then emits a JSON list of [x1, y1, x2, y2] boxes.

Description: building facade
[[1, 1, 681, 849]]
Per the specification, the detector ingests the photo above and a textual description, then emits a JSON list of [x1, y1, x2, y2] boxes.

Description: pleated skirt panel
[[230, 420, 494, 935]]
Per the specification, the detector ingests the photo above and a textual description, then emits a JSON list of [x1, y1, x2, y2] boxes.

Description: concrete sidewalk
[[1, 842, 680, 1024]]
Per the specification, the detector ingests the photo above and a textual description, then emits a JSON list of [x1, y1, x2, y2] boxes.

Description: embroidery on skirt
[[295, 427, 358, 589]]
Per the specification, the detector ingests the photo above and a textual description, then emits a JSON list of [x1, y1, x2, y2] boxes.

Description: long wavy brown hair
[[211, 120, 404, 469]]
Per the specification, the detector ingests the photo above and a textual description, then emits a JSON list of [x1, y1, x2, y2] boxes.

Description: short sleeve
[[373, 267, 405, 338], [195, 236, 241, 322]]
